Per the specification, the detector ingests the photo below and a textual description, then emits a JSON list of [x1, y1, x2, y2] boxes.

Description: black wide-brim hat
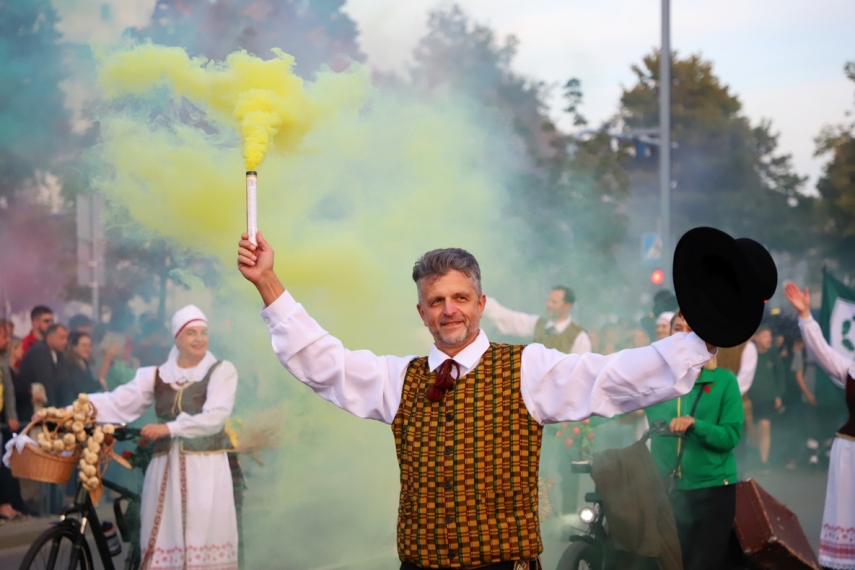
[[673, 227, 778, 348]]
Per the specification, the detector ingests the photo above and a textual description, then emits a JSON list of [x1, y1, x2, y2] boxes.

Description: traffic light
[[650, 269, 665, 285]]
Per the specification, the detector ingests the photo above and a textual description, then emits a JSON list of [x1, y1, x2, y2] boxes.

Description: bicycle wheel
[[19, 523, 93, 570], [556, 540, 604, 570]]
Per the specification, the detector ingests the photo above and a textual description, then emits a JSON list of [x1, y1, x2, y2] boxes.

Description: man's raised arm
[[482, 296, 539, 337], [520, 332, 714, 424], [238, 233, 414, 423]]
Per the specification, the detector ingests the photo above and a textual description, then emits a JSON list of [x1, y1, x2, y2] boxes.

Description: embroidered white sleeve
[[86, 367, 157, 425], [799, 316, 852, 388]]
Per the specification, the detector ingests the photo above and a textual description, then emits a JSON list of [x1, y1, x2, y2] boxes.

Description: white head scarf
[[171, 304, 208, 339], [164, 305, 214, 383], [656, 311, 676, 327]]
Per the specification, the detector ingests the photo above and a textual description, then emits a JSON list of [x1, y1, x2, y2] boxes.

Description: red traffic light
[[650, 269, 665, 285]]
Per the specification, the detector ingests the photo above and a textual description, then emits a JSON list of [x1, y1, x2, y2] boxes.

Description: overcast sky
[[54, 0, 854, 192], [344, 0, 855, 192]]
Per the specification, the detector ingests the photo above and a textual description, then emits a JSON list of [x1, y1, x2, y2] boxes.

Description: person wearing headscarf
[[655, 311, 676, 341], [82, 305, 239, 570], [785, 283, 855, 570]]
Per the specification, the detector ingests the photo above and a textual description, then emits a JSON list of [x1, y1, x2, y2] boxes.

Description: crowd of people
[[0, 304, 173, 520], [0, 227, 851, 570], [478, 281, 852, 569]]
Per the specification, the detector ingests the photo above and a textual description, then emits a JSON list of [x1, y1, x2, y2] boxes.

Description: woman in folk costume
[[785, 283, 855, 570], [87, 305, 239, 570]]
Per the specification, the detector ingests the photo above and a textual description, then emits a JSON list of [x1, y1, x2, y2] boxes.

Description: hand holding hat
[[673, 227, 778, 348]]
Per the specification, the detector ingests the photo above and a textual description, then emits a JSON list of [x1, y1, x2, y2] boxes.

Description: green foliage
[[620, 51, 810, 252], [135, 0, 364, 73], [74, 0, 369, 316], [410, 5, 630, 286], [814, 61, 855, 268]]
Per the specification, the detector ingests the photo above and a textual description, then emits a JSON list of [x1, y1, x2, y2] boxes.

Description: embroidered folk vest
[[151, 361, 234, 456], [534, 318, 584, 354], [392, 343, 543, 568], [838, 375, 855, 439]]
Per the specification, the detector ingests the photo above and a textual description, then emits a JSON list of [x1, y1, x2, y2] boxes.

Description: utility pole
[[659, 0, 672, 283], [77, 194, 105, 323]]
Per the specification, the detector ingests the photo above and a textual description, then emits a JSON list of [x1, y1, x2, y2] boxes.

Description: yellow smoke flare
[[97, 44, 369, 170]]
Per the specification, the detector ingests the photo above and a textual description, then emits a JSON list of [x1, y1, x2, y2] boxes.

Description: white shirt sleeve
[[87, 367, 157, 425], [261, 291, 416, 424], [166, 361, 238, 438], [571, 331, 592, 355], [736, 341, 758, 395], [520, 332, 712, 424], [799, 316, 852, 389], [482, 296, 539, 338]]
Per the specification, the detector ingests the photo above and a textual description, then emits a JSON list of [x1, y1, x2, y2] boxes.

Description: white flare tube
[[246, 171, 257, 245]]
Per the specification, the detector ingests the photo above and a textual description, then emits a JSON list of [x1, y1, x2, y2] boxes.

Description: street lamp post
[[659, 0, 672, 283]]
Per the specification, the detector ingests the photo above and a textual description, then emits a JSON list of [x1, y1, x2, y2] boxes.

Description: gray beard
[[432, 321, 476, 348]]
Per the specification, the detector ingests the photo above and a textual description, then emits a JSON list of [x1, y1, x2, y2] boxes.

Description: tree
[[79, 0, 367, 318], [410, 5, 558, 162], [409, 6, 630, 296], [134, 0, 364, 74], [619, 52, 811, 253], [0, 0, 72, 202], [814, 62, 855, 269], [0, 1, 82, 310]]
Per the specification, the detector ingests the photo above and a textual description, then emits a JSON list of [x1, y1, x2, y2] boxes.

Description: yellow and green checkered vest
[[392, 343, 543, 568]]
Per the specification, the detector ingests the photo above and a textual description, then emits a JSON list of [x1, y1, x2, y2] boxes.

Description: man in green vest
[[481, 287, 590, 354], [481, 288, 590, 518], [238, 232, 725, 569]]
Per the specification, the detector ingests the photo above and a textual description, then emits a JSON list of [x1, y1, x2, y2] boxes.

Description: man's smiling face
[[416, 269, 485, 356]]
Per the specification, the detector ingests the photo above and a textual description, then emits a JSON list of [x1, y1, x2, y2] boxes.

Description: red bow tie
[[426, 359, 460, 402]]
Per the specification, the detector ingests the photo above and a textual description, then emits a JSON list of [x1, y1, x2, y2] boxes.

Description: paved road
[[0, 469, 827, 569], [540, 467, 828, 569], [0, 541, 128, 569]]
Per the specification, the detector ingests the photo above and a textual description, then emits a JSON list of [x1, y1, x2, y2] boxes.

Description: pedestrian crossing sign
[[642, 233, 663, 265]]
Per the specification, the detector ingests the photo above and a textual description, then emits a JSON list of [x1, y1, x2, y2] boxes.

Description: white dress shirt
[[481, 296, 592, 354], [736, 341, 758, 395], [261, 290, 712, 425], [799, 316, 854, 388]]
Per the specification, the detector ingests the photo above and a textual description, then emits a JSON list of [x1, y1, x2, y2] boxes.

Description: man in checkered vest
[[237, 234, 715, 569]]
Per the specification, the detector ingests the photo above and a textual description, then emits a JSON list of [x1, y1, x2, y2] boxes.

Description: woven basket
[[10, 421, 81, 484]]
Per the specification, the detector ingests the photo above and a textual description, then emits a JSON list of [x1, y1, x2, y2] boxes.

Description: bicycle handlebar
[[639, 419, 688, 443], [112, 426, 143, 441]]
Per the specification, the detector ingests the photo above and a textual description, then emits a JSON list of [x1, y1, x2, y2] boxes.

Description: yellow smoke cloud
[[92, 44, 529, 566], [98, 44, 369, 170]]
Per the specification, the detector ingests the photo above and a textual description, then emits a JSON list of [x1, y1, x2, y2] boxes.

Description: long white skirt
[[140, 441, 238, 570], [819, 436, 855, 570]]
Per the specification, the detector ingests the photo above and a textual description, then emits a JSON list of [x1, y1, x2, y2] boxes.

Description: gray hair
[[412, 248, 482, 299]]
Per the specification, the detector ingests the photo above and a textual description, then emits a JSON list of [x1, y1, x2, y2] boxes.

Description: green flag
[[815, 271, 855, 408], [819, 270, 855, 358]]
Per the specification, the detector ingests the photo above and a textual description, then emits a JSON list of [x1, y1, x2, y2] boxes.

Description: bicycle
[[19, 426, 144, 570], [556, 420, 685, 570]]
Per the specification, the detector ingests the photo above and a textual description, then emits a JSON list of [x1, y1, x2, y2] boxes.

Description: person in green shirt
[[645, 313, 744, 570], [748, 324, 786, 467]]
